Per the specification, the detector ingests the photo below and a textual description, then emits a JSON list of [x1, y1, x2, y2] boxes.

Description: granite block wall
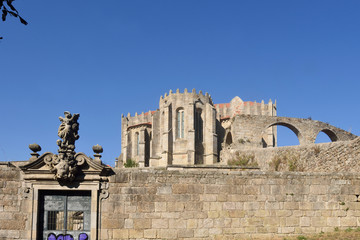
[[100, 168, 360, 239], [0, 163, 29, 240], [2, 163, 360, 239]]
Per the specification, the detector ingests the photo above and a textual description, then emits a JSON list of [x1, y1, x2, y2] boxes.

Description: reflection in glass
[[67, 211, 84, 230], [47, 211, 64, 230]]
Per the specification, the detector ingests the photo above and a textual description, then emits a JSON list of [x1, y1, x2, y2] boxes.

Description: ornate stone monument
[[20, 111, 112, 184]]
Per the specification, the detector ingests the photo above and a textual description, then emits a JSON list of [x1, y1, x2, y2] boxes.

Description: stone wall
[[227, 137, 360, 173], [100, 168, 360, 239], [3, 161, 360, 239], [0, 163, 29, 240]]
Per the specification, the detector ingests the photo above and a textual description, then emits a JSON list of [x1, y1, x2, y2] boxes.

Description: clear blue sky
[[1, 0, 360, 166]]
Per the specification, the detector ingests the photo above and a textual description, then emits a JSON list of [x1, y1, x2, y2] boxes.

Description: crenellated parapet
[[121, 110, 156, 130], [159, 88, 214, 107], [215, 96, 277, 120]]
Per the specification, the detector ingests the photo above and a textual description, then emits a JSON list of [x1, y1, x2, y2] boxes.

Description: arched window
[[225, 132, 233, 147], [177, 109, 184, 138], [135, 132, 139, 155], [195, 109, 203, 142]]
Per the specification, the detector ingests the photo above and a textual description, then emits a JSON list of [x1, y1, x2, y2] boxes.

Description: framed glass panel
[[39, 191, 91, 240]]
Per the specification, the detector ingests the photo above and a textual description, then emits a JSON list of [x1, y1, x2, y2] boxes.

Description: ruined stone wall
[[228, 115, 356, 148], [100, 168, 360, 239], [228, 137, 360, 173], [0, 163, 30, 240]]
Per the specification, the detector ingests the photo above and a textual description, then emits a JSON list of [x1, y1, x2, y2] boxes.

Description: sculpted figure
[[46, 111, 81, 182], [58, 111, 80, 149]]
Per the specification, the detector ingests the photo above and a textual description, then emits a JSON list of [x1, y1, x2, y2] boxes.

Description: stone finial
[[269, 99, 273, 104], [92, 144, 103, 163], [184, 88, 188, 93], [205, 92, 209, 97], [135, 112, 138, 116], [164, 93, 167, 97], [199, 90, 203, 95], [127, 112, 131, 118], [176, 88, 180, 93], [169, 89, 173, 95], [192, 88, 196, 93], [93, 144, 103, 154], [29, 143, 41, 160], [274, 99, 277, 106], [121, 114, 124, 118]]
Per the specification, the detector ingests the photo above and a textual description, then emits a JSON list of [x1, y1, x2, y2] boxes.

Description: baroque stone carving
[[21, 111, 113, 184], [57, 111, 80, 150], [99, 182, 109, 200], [45, 111, 82, 182]]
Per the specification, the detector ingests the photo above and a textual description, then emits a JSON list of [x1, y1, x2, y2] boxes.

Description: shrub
[[313, 145, 321, 156], [228, 152, 258, 167], [270, 157, 282, 171], [124, 158, 139, 168], [270, 151, 301, 172]]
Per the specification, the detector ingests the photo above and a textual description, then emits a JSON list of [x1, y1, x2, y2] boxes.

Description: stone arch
[[316, 129, 338, 142], [263, 122, 302, 147]]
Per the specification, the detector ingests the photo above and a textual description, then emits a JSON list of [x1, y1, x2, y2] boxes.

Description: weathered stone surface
[[118, 90, 356, 169], [5, 164, 360, 239], [97, 169, 360, 239]]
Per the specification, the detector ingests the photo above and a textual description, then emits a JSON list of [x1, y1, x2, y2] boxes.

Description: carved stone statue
[[46, 111, 81, 182], [57, 111, 80, 150]]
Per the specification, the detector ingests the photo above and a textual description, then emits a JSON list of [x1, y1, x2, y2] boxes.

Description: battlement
[[215, 97, 277, 118], [159, 88, 213, 106], [121, 110, 156, 128]]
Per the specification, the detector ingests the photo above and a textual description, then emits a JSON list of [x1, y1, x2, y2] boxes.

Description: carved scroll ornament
[[44, 111, 82, 182]]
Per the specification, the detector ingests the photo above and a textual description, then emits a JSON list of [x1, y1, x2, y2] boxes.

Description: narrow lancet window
[[177, 109, 184, 138], [136, 132, 139, 155], [195, 109, 203, 142]]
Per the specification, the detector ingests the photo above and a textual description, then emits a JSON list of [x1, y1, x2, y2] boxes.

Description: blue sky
[[1, 0, 360, 166]]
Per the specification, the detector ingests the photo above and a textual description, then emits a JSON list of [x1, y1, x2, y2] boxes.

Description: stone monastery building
[[119, 88, 354, 168]]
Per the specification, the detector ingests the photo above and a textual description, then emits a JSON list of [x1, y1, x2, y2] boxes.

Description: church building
[[119, 89, 277, 167]]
